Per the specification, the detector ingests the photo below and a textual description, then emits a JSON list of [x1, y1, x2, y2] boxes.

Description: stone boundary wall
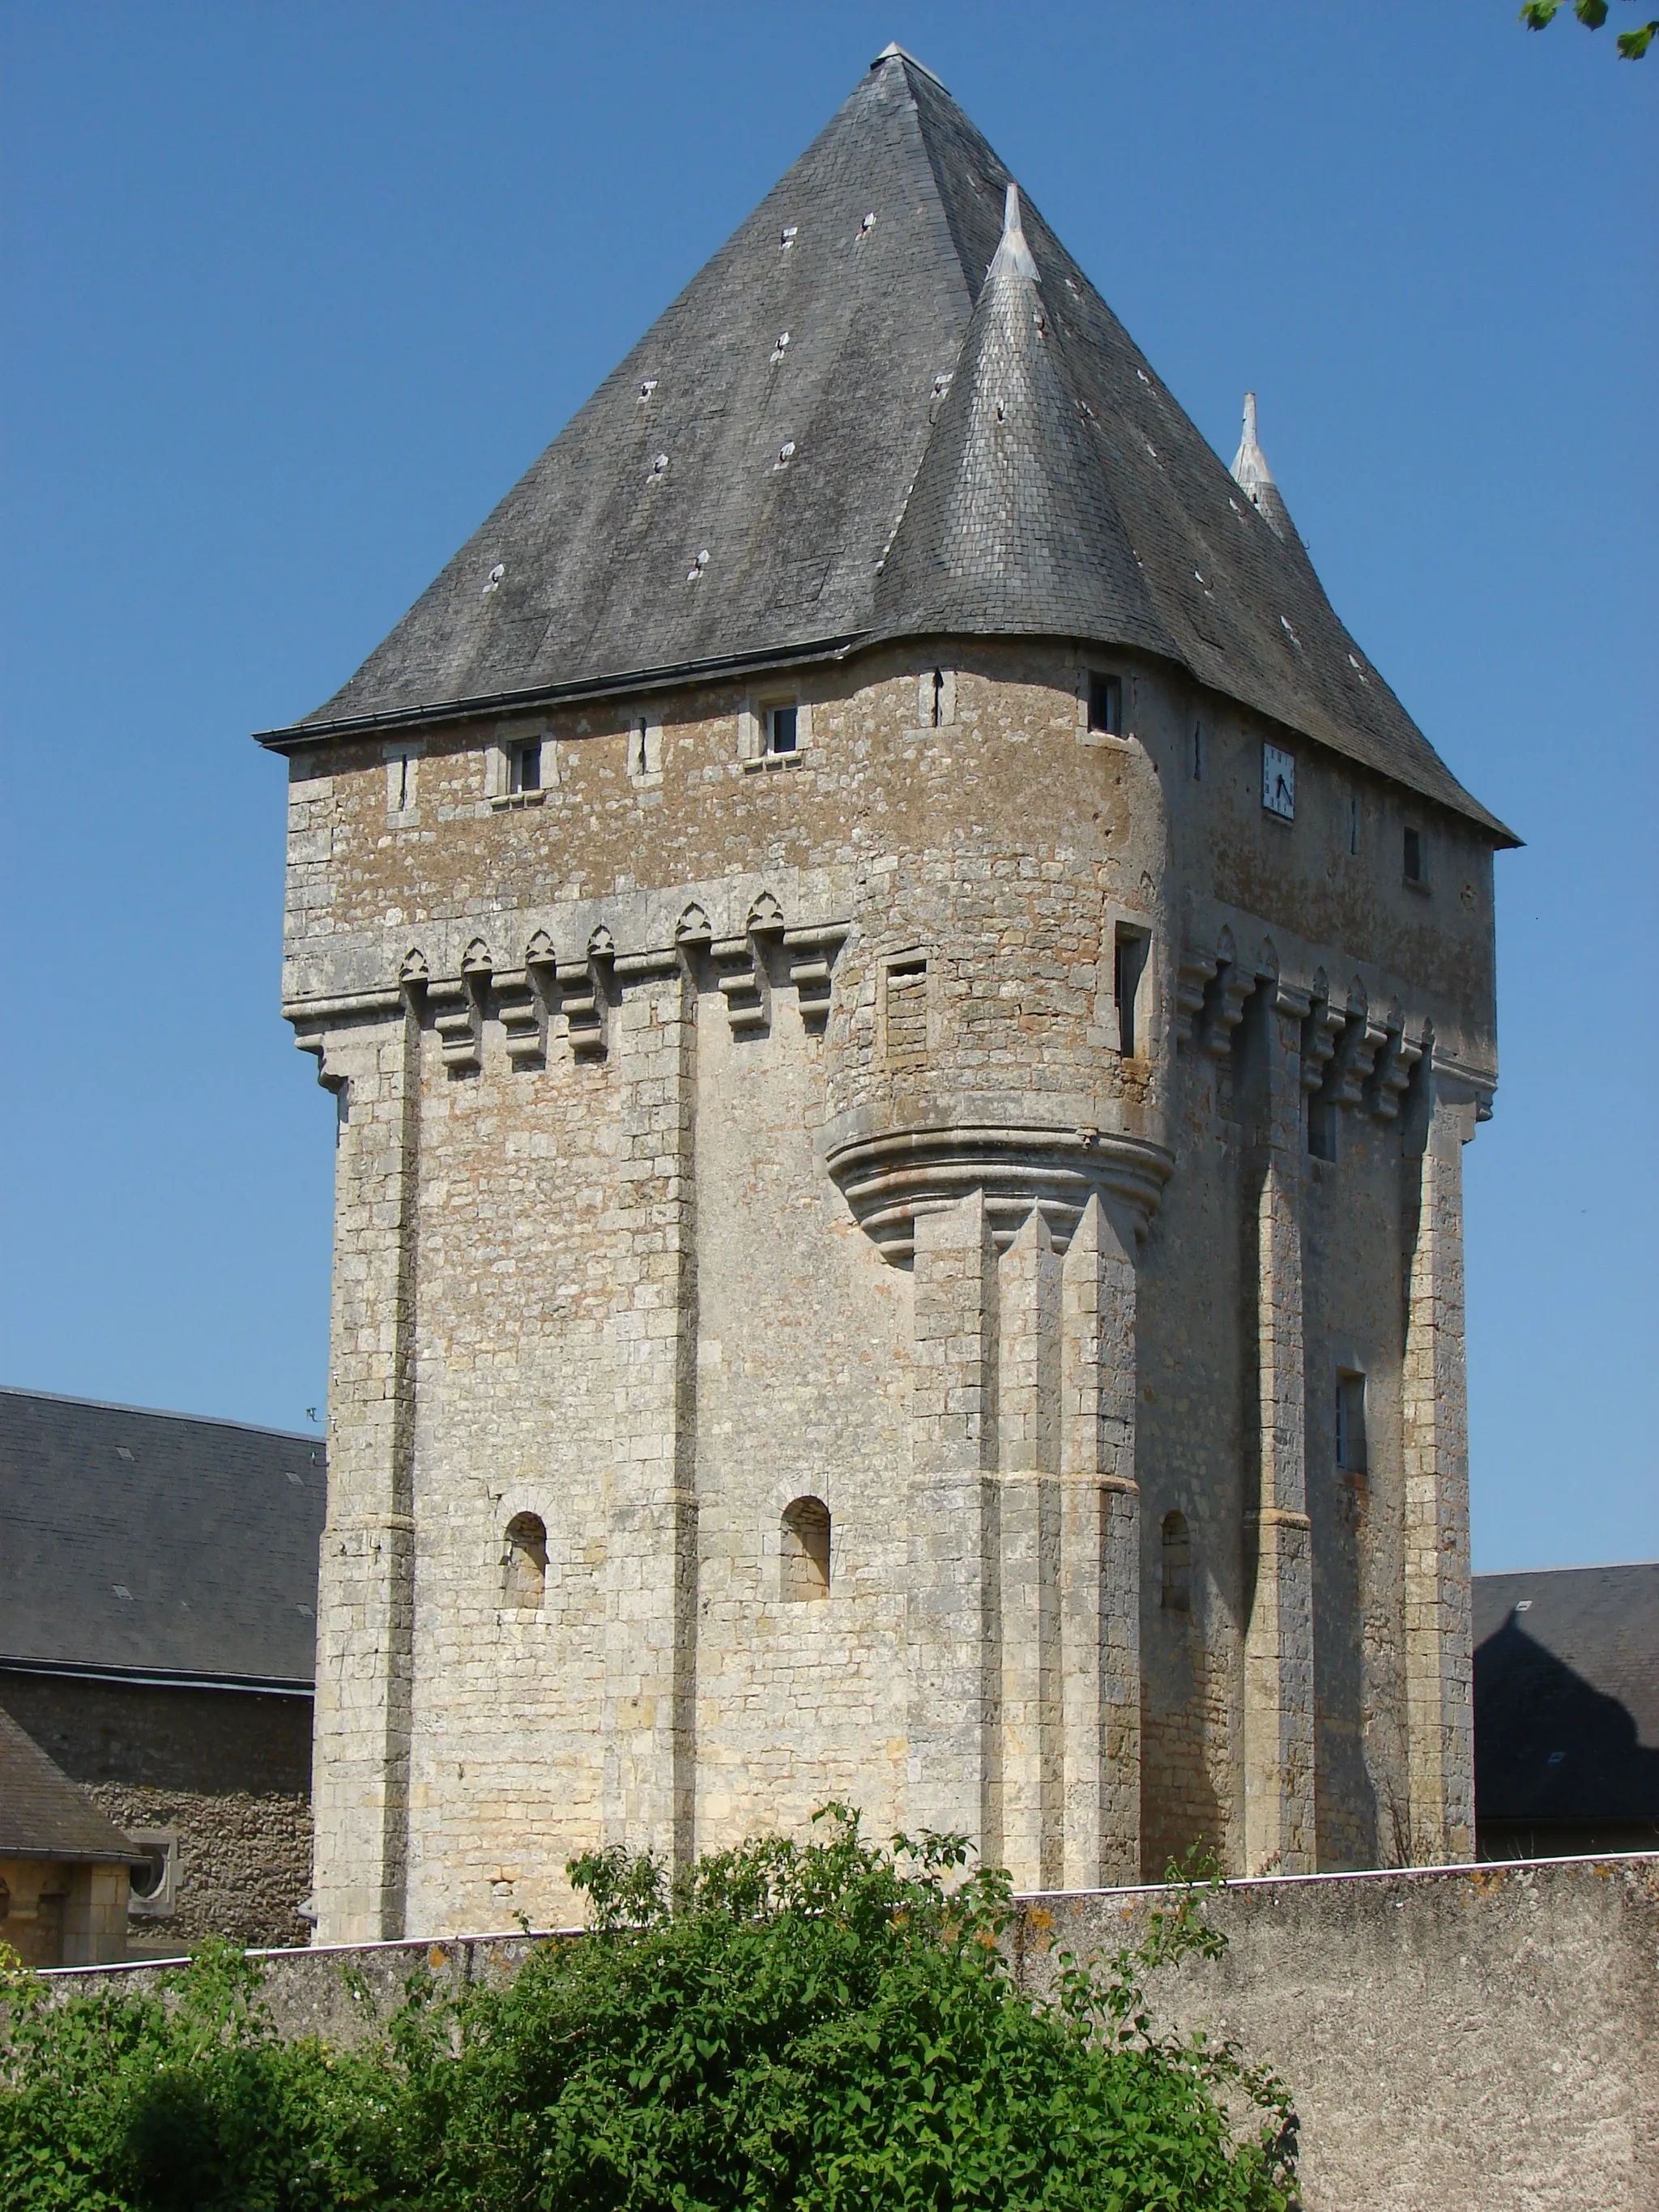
[[41, 1854, 1659, 2212]]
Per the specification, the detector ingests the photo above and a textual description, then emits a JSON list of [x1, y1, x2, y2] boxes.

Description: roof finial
[[989, 180, 1038, 283], [870, 41, 949, 88], [1230, 391, 1271, 492], [1230, 392, 1294, 541]]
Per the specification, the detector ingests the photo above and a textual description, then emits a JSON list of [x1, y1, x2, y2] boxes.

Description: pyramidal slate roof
[[267, 45, 1509, 841]]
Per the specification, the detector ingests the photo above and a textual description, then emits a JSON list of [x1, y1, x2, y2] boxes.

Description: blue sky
[[1, 2, 1653, 1571]]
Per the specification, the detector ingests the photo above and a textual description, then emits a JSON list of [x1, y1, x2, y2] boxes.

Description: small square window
[[1403, 826, 1426, 884], [511, 740, 542, 795], [765, 705, 799, 755], [1087, 671, 1122, 736]]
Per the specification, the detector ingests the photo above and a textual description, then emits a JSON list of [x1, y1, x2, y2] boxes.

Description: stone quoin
[[259, 45, 1515, 1945]]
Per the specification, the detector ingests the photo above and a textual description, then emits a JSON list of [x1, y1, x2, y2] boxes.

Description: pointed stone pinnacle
[[1231, 391, 1273, 498], [1230, 390, 1295, 541], [990, 181, 1038, 285]]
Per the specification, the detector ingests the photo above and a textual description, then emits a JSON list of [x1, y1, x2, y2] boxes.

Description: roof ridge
[[0, 1380, 317, 1443], [1476, 1562, 1659, 1579]]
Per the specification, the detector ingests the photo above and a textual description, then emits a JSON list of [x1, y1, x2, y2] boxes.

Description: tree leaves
[[1520, 0, 1657, 58], [0, 1819, 1298, 2210]]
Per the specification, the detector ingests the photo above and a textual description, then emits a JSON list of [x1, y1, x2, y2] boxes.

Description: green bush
[[0, 1811, 1296, 2211]]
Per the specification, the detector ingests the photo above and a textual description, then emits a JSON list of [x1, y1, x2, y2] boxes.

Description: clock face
[[1263, 744, 1295, 821]]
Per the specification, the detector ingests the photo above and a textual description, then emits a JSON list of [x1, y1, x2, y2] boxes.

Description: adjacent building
[[1474, 1564, 1659, 1860], [0, 1386, 324, 1954], [262, 47, 1515, 1943], [0, 1705, 141, 1967]]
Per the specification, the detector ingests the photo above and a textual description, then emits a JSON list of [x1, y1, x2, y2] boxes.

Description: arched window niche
[[780, 1496, 831, 1602], [503, 1511, 548, 1610], [1160, 1510, 1192, 1614]]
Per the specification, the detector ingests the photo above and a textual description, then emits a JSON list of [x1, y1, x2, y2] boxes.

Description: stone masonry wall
[[44, 1856, 1659, 2212], [85, 1786, 312, 1955], [282, 639, 1499, 1933]]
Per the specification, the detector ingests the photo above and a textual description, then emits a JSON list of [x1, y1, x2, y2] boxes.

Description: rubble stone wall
[[45, 1857, 1659, 2212], [0, 1679, 313, 1954]]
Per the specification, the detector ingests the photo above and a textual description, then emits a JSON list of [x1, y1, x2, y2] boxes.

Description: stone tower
[[263, 48, 1513, 1945]]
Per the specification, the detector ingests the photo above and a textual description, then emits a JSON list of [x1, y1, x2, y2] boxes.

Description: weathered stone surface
[[0, 1679, 313, 1954], [273, 641, 1500, 1939], [45, 1856, 1659, 2212], [1020, 1856, 1659, 2212]]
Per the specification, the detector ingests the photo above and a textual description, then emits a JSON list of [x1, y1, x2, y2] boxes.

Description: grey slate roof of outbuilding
[[0, 1386, 325, 1690], [0, 1705, 143, 1864], [1473, 1564, 1659, 1824], [262, 46, 1511, 844]]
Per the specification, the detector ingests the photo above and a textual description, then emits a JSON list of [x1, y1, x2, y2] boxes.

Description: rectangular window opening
[[1335, 1372, 1367, 1473], [765, 704, 799, 755], [511, 740, 543, 795], [1192, 722, 1203, 780], [1403, 825, 1425, 884], [1308, 1094, 1338, 1163], [1087, 671, 1123, 737], [1114, 927, 1149, 1059], [1349, 795, 1359, 856]]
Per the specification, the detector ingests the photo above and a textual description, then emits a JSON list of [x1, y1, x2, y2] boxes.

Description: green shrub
[[0, 1812, 1296, 2211]]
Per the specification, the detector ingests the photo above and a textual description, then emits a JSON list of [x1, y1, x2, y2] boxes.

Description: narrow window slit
[[1336, 1374, 1367, 1473], [1161, 1511, 1191, 1613], [1114, 926, 1149, 1059]]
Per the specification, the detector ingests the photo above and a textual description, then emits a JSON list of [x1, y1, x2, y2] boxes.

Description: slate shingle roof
[[0, 1387, 324, 1689], [262, 47, 1510, 844], [0, 1706, 143, 1864], [1473, 1565, 1659, 1825]]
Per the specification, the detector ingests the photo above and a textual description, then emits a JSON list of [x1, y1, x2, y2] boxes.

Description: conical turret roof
[[274, 48, 1508, 839]]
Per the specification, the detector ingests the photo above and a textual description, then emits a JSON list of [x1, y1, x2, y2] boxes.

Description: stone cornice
[[284, 894, 851, 1064]]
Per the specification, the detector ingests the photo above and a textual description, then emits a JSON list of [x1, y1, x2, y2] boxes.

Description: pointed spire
[[1229, 391, 1294, 540], [873, 174, 1170, 657], [987, 181, 1038, 285]]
